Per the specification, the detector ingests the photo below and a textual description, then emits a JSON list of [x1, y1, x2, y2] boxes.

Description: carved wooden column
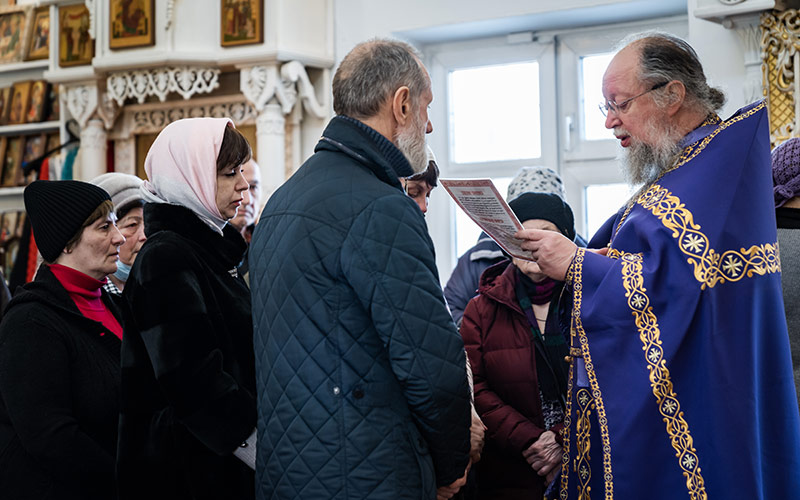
[[240, 62, 329, 197], [62, 82, 121, 180]]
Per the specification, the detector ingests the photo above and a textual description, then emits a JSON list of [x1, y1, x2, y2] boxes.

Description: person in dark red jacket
[[461, 192, 575, 500]]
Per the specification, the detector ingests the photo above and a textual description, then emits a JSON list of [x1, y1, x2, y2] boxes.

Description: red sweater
[[49, 264, 122, 339]]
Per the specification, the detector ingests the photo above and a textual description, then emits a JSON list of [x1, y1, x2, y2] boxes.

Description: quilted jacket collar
[[316, 115, 413, 188], [144, 202, 247, 270]]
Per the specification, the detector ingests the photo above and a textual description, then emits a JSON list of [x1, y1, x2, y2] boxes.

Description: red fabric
[[461, 261, 557, 497], [48, 263, 122, 339], [25, 158, 49, 283]]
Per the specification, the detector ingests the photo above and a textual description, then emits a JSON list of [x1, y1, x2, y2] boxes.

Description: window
[[423, 17, 688, 283], [584, 183, 634, 237], [581, 53, 614, 141], [449, 62, 541, 163]]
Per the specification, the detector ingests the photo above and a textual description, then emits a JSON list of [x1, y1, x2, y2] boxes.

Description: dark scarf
[[515, 268, 569, 412]]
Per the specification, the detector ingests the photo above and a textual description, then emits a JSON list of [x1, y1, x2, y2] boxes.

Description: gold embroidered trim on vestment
[[637, 185, 780, 289], [576, 388, 594, 500], [615, 251, 708, 500], [613, 102, 765, 238], [560, 249, 614, 500]]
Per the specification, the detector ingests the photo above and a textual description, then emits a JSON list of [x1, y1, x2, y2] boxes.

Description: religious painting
[[14, 211, 24, 239], [25, 7, 49, 61], [220, 0, 262, 47], [25, 80, 46, 123], [0, 211, 16, 244], [2, 136, 22, 187], [22, 133, 45, 185], [45, 83, 59, 121], [58, 4, 93, 67], [7, 80, 30, 125], [0, 87, 11, 125], [110, 0, 154, 50], [0, 9, 30, 64]]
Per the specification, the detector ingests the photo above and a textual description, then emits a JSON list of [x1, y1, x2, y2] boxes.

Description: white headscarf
[[140, 117, 233, 233]]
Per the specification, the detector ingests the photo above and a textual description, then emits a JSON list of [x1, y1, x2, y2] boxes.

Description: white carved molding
[[731, 15, 764, 104], [166, 0, 177, 31], [79, 119, 108, 180], [81, 120, 108, 150], [281, 61, 328, 119], [64, 84, 99, 129], [96, 92, 121, 130], [257, 103, 287, 135], [106, 67, 221, 106], [240, 65, 294, 113], [114, 138, 136, 175], [121, 97, 257, 136], [86, 0, 97, 40]]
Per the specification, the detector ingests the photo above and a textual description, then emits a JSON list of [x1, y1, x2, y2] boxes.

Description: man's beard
[[396, 112, 428, 174], [618, 114, 683, 187]]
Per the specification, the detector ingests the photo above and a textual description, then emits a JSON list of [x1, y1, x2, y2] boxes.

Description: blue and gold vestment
[[559, 101, 800, 499]]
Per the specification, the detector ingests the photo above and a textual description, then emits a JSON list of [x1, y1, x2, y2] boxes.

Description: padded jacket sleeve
[[341, 195, 471, 486]]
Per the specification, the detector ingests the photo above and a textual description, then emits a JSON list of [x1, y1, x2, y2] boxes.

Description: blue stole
[[560, 101, 800, 499]]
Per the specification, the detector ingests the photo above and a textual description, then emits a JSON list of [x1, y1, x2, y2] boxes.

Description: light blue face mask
[[114, 261, 131, 282]]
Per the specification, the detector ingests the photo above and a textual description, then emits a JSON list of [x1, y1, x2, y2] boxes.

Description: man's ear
[[391, 85, 412, 126], [665, 80, 685, 116]]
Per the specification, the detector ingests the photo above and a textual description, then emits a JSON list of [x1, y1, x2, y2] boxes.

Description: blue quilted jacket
[[250, 116, 471, 500]]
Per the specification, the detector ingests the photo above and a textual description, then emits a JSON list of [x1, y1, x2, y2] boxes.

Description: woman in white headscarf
[[116, 118, 256, 500]]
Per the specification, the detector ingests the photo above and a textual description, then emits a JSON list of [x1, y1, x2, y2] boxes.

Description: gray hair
[[332, 38, 429, 120], [621, 31, 726, 115]]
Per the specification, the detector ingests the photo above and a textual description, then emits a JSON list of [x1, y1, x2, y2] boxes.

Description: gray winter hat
[[507, 167, 566, 202], [90, 173, 144, 216]]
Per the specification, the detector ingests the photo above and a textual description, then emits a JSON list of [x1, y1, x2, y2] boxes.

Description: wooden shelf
[[0, 121, 60, 137], [0, 60, 49, 75]]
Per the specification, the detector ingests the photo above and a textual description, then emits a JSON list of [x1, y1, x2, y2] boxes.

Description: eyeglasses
[[598, 81, 669, 117]]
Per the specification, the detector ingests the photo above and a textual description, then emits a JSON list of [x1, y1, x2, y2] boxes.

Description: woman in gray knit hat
[[90, 172, 145, 295]]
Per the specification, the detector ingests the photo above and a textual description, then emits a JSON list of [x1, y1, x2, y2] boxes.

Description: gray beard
[[620, 120, 683, 188], [396, 116, 428, 175]]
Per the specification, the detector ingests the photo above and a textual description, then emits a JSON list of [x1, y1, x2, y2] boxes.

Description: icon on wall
[[7, 80, 30, 126], [110, 0, 154, 50], [220, 0, 263, 47], [58, 4, 93, 67], [0, 8, 31, 64], [25, 7, 48, 61]]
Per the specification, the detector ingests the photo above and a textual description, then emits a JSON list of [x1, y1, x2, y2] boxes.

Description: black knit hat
[[509, 191, 576, 241], [24, 180, 111, 262]]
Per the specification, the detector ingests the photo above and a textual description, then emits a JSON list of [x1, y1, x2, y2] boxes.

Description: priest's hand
[[514, 229, 577, 281], [523, 430, 561, 478]]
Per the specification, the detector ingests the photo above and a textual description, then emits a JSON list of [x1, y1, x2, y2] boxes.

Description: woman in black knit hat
[[0, 179, 126, 500], [460, 192, 575, 500]]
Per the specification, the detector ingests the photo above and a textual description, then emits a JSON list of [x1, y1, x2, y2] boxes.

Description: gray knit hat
[[90, 173, 144, 216], [507, 167, 566, 202]]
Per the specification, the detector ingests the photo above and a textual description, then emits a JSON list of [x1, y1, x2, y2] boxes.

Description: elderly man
[[229, 158, 262, 241], [516, 32, 800, 498], [249, 39, 471, 500]]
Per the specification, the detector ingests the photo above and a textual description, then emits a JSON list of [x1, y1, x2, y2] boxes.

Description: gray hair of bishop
[[621, 31, 726, 116], [332, 38, 429, 120]]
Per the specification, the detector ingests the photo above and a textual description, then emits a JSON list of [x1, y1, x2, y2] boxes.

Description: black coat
[[0, 264, 121, 500], [117, 203, 256, 500]]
